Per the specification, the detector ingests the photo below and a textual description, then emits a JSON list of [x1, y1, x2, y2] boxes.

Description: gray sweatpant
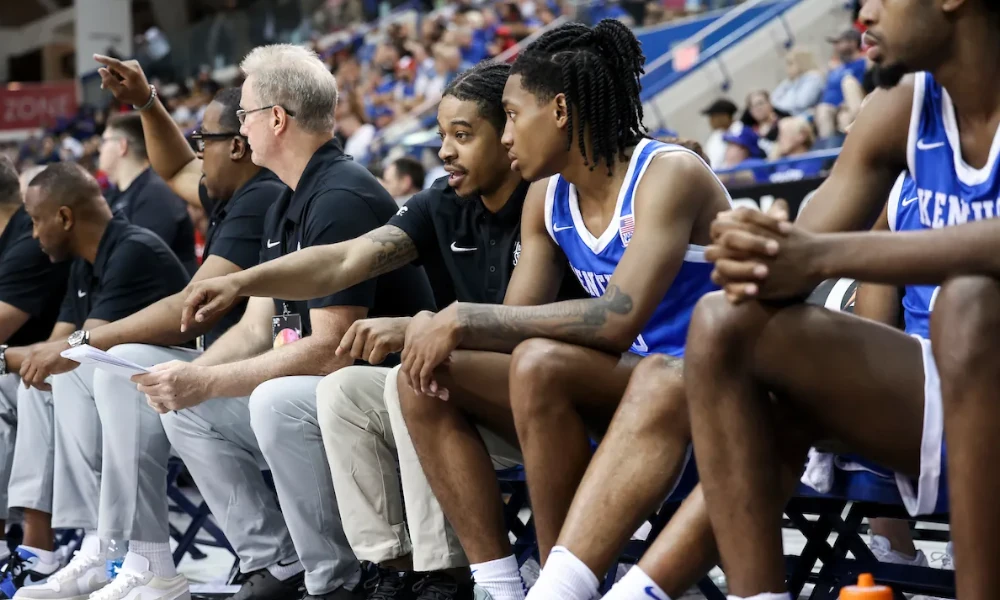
[[50, 364, 102, 529], [0, 374, 19, 519], [8, 380, 55, 515]]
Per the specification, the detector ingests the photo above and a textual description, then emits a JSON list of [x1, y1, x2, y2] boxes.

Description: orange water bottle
[[840, 574, 893, 600]]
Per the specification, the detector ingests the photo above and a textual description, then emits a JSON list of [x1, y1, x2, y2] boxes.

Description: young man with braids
[[180, 60, 582, 600], [386, 19, 728, 600]]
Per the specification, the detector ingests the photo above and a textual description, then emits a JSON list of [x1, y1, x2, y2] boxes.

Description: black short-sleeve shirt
[[0, 207, 69, 346], [389, 176, 584, 305], [107, 168, 197, 275], [259, 139, 436, 336], [57, 217, 191, 328], [199, 169, 285, 348]]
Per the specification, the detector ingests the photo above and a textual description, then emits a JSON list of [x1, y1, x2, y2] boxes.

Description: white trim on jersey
[[886, 171, 907, 232], [544, 175, 559, 243], [567, 139, 647, 254], [906, 73, 925, 182], [941, 86, 1000, 186]]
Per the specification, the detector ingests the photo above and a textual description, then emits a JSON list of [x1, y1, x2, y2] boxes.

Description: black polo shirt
[[107, 168, 197, 275], [57, 217, 191, 329], [389, 176, 584, 305], [0, 207, 69, 346], [198, 169, 285, 348], [259, 139, 435, 336]]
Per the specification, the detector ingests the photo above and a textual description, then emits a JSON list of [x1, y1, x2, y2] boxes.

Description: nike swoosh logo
[[450, 242, 476, 253], [77, 290, 87, 298], [266, 240, 281, 248], [917, 140, 945, 150], [553, 224, 574, 232], [901, 197, 919, 207], [644, 586, 666, 600]]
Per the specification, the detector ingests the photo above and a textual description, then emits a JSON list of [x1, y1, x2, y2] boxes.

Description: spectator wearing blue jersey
[[717, 122, 768, 186], [815, 27, 867, 144]]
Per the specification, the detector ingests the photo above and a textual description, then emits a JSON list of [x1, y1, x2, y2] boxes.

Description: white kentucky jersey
[[895, 72, 1000, 337], [543, 138, 727, 357]]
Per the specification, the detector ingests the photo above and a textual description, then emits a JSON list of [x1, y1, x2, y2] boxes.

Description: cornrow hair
[[443, 60, 512, 133], [511, 19, 647, 175]]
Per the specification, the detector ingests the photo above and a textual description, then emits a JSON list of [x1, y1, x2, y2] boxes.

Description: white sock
[[266, 557, 304, 581], [727, 593, 792, 600], [524, 547, 598, 600], [471, 555, 527, 600], [80, 533, 101, 557], [20, 545, 57, 565], [128, 541, 176, 578], [603, 566, 670, 600]]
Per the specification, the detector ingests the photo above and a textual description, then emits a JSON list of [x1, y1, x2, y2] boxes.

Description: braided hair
[[443, 60, 512, 133], [511, 19, 647, 175]]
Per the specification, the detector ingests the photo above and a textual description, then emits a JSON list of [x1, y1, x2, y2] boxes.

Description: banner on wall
[[0, 82, 78, 131], [726, 175, 826, 220]]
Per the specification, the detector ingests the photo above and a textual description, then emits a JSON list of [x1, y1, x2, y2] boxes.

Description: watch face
[[68, 331, 84, 346]]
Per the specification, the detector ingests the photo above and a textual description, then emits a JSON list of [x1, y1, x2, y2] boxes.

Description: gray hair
[[240, 44, 338, 134]]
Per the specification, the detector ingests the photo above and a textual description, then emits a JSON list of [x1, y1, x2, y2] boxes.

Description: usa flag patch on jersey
[[619, 215, 634, 247]]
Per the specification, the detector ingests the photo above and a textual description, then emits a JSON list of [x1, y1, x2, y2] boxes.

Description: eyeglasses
[[189, 131, 241, 152], [235, 105, 296, 125]]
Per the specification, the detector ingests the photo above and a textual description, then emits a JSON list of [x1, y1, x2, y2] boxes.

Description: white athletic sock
[[128, 542, 176, 578], [471, 555, 527, 600], [523, 547, 598, 600], [20, 545, 57, 565], [727, 593, 792, 600], [603, 566, 670, 600], [81, 533, 101, 557], [266, 557, 304, 581]]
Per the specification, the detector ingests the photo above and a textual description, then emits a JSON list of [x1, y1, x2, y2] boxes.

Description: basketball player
[[393, 20, 729, 600], [682, 0, 1000, 596]]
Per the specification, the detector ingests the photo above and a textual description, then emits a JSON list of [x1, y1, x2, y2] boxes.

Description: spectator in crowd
[[415, 44, 464, 103], [739, 89, 787, 157], [815, 27, 867, 145], [717, 122, 766, 186], [700, 98, 738, 170], [337, 94, 379, 165], [764, 116, 824, 183], [382, 156, 426, 205], [99, 113, 198, 274], [770, 48, 825, 116]]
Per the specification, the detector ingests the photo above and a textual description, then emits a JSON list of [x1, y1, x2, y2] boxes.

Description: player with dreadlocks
[[389, 19, 730, 600]]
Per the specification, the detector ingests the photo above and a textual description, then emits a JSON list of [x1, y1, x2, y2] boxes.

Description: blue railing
[[639, 0, 800, 103], [714, 147, 841, 175]]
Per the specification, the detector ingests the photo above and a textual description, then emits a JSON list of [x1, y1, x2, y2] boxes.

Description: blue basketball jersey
[[543, 138, 727, 357], [892, 72, 1000, 338]]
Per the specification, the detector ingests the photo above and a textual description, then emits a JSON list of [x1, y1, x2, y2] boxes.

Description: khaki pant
[[317, 365, 521, 572]]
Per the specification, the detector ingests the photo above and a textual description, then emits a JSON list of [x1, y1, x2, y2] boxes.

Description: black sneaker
[[411, 573, 475, 600], [227, 568, 306, 600], [364, 567, 415, 600]]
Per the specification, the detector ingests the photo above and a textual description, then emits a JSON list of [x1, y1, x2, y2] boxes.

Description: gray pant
[[0, 374, 19, 519], [51, 363, 102, 529], [8, 381, 54, 515], [318, 366, 521, 572], [248, 377, 360, 595]]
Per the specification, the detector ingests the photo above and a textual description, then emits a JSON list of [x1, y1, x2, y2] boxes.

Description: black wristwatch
[[0, 345, 7, 377], [67, 330, 91, 348]]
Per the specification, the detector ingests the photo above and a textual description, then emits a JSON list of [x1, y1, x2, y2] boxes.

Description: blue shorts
[[663, 445, 700, 504]]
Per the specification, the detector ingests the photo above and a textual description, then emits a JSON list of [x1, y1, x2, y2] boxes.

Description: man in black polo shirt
[[126, 44, 435, 600], [99, 112, 197, 274], [0, 158, 69, 573], [0, 163, 189, 599], [180, 60, 581, 600]]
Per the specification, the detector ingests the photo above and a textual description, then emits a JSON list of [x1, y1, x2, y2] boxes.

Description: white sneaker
[[869, 535, 930, 566], [14, 548, 108, 600], [87, 554, 189, 600]]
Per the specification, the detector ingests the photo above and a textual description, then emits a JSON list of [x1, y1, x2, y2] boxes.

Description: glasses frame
[[189, 130, 242, 152], [235, 105, 296, 125]]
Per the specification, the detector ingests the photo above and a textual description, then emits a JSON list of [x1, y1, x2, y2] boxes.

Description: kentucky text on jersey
[[543, 138, 727, 357]]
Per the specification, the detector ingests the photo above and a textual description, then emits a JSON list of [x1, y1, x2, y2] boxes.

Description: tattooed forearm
[[363, 226, 420, 277], [456, 285, 637, 353]]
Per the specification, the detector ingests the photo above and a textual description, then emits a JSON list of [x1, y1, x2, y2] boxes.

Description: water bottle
[[102, 538, 126, 581], [840, 573, 893, 599]]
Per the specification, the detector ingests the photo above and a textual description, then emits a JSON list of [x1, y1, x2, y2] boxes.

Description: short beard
[[871, 63, 910, 89]]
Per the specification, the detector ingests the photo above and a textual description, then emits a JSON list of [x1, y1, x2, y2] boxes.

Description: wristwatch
[[67, 330, 91, 348], [0, 345, 7, 377]]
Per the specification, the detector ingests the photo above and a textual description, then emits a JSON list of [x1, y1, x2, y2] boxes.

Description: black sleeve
[[0, 237, 63, 317], [127, 191, 181, 251], [206, 184, 277, 269], [88, 241, 189, 323], [386, 190, 437, 264], [305, 190, 383, 310]]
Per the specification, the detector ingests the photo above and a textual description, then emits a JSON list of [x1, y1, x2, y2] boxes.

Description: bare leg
[[932, 275, 1000, 600], [548, 353, 687, 574], [508, 339, 637, 560], [397, 351, 518, 563], [685, 292, 926, 596], [21, 510, 53, 551]]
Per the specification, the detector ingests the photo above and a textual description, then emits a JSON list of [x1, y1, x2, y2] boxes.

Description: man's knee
[[688, 292, 761, 355], [621, 354, 688, 433], [509, 338, 577, 416], [395, 367, 441, 426], [932, 275, 1000, 374], [248, 378, 303, 449]]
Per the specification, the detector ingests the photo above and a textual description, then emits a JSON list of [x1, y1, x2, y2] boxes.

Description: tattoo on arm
[[457, 285, 636, 352], [362, 226, 420, 277]]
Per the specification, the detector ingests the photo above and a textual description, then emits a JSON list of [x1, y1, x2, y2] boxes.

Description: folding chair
[[166, 457, 235, 566]]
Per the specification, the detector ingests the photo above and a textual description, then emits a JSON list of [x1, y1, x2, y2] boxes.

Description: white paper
[[61, 346, 150, 378]]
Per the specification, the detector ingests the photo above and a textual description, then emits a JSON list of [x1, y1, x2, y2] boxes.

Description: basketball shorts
[[894, 335, 949, 517]]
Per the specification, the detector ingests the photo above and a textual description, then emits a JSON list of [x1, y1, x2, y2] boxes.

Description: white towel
[[801, 448, 835, 493]]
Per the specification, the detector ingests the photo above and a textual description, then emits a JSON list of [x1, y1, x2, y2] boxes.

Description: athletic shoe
[[0, 548, 61, 598], [869, 535, 930, 567], [301, 586, 362, 600], [87, 554, 189, 600], [411, 573, 475, 600], [13, 547, 108, 599], [364, 568, 414, 600], [226, 569, 303, 600]]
